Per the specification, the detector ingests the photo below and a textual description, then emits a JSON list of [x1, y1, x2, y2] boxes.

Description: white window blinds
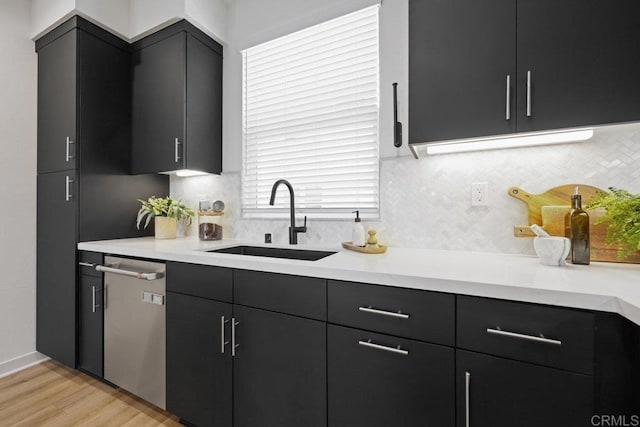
[[242, 5, 380, 219]]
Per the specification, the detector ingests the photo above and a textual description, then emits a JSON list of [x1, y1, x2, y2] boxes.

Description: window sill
[[241, 210, 379, 221]]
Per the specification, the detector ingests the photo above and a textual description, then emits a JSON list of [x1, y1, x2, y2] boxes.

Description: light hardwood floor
[[0, 361, 181, 426]]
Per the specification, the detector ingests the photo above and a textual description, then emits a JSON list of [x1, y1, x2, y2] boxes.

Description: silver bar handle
[[65, 176, 73, 201], [174, 138, 181, 163], [95, 264, 164, 281], [78, 262, 95, 268], [465, 371, 471, 427], [92, 286, 97, 313], [359, 306, 409, 319], [231, 318, 239, 357], [358, 339, 409, 356], [221, 316, 229, 354], [486, 327, 562, 346], [505, 75, 511, 121], [526, 70, 532, 117], [65, 136, 74, 162]]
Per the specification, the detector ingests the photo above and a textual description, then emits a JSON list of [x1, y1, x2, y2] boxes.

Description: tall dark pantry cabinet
[[35, 17, 168, 369]]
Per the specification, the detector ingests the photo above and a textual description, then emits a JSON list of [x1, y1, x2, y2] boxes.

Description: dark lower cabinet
[[78, 274, 103, 378], [36, 171, 78, 368], [233, 305, 327, 427], [166, 292, 232, 427], [328, 324, 454, 427], [456, 350, 594, 427]]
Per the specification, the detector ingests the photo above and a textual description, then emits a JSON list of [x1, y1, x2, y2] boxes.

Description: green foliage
[[587, 187, 640, 260], [136, 196, 194, 230]]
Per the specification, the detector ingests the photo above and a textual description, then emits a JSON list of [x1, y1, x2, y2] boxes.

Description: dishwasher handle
[[96, 264, 164, 281]]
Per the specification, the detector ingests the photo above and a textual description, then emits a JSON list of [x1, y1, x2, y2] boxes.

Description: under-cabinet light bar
[[172, 169, 208, 177], [410, 128, 594, 158]]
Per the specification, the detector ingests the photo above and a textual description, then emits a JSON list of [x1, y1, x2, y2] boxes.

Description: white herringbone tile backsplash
[[171, 122, 640, 255]]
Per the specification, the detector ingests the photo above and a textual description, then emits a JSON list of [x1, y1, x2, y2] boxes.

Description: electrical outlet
[[471, 182, 489, 206]]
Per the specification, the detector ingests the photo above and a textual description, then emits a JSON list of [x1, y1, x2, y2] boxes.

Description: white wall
[[76, 0, 130, 39], [174, 122, 640, 254], [129, 0, 185, 39], [0, 0, 46, 375], [31, 0, 228, 41], [185, 0, 228, 43], [222, 0, 407, 172], [30, 0, 75, 38]]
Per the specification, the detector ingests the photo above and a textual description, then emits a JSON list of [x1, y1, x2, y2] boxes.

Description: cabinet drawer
[[328, 281, 455, 346], [167, 262, 232, 303], [329, 324, 455, 427], [457, 296, 594, 375], [79, 251, 103, 277], [234, 270, 326, 321]]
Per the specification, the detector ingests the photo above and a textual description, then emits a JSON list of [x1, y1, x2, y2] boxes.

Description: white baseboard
[[0, 352, 50, 379]]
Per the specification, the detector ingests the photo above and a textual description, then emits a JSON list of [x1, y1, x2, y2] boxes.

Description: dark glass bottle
[[569, 192, 590, 265]]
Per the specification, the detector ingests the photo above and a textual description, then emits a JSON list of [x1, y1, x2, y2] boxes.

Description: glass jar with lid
[[198, 210, 223, 240]]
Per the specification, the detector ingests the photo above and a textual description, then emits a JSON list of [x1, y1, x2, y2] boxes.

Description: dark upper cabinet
[[233, 305, 327, 427], [131, 21, 223, 175], [35, 16, 169, 368], [328, 325, 454, 427], [409, 0, 516, 144], [37, 30, 77, 173], [166, 291, 232, 427], [516, 0, 640, 132], [456, 350, 593, 427], [409, 0, 640, 146], [78, 272, 103, 378]]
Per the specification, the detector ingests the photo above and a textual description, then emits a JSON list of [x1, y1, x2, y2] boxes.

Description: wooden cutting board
[[508, 184, 640, 264]]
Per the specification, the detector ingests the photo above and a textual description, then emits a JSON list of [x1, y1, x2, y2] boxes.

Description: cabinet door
[[328, 325, 454, 427], [185, 34, 222, 174], [78, 274, 103, 378], [132, 32, 186, 174], [37, 29, 77, 173], [36, 171, 78, 368], [233, 305, 326, 427], [409, 0, 516, 144], [456, 350, 593, 427], [517, 0, 640, 132], [166, 292, 232, 427]]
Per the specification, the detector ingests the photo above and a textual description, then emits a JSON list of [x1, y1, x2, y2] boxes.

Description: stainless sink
[[208, 245, 336, 261]]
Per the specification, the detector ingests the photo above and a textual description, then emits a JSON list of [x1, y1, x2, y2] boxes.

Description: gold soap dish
[[342, 241, 387, 254], [342, 230, 386, 254]]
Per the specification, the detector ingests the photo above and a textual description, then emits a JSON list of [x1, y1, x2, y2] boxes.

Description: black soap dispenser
[[569, 186, 590, 265]]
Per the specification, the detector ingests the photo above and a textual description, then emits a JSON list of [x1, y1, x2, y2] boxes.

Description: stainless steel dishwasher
[[98, 256, 166, 409]]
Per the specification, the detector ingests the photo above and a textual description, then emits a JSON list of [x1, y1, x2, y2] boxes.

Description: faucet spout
[[269, 179, 307, 244]]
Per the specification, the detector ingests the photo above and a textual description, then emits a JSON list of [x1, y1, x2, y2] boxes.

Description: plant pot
[[154, 217, 177, 240]]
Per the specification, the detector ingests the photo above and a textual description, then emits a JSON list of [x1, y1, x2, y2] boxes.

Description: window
[[242, 5, 379, 219]]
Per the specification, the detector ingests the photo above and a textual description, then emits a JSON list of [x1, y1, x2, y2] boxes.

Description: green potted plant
[[136, 196, 194, 239], [587, 187, 640, 260]]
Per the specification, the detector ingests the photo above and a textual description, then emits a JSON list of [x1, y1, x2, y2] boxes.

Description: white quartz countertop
[[78, 237, 640, 326]]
